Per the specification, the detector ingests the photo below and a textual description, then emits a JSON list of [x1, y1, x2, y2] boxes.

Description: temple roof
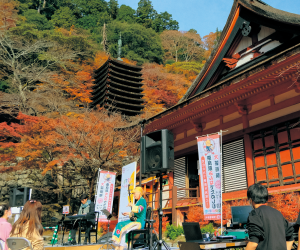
[[180, 0, 300, 102]]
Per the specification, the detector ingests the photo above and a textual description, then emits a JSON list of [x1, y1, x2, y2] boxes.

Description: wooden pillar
[[198, 175, 202, 203], [155, 182, 159, 210], [149, 181, 153, 209], [169, 172, 174, 206], [244, 134, 255, 186], [172, 186, 177, 225]]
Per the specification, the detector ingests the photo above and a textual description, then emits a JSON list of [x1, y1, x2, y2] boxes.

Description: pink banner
[[95, 171, 116, 221], [197, 133, 221, 220]]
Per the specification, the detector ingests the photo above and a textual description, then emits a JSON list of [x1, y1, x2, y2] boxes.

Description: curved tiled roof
[[180, 0, 300, 102]]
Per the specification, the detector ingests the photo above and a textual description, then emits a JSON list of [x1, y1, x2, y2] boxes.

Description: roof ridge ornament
[[240, 21, 251, 36], [117, 32, 123, 61]]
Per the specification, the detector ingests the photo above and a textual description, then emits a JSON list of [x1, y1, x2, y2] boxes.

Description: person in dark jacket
[[70, 194, 95, 244], [246, 184, 294, 250]]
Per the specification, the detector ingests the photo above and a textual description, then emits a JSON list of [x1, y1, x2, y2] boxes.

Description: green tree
[[117, 5, 136, 23], [151, 11, 179, 33], [50, 7, 76, 28], [71, 0, 108, 17], [0, 81, 10, 93], [108, 0, 118, 19], [107, 21, 163, 65], [188, 29, 197, 34], [136, 0, 157, 28], [23, 9, 53, 30]]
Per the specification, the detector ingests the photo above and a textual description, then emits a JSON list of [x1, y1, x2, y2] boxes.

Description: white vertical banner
[[118, 162, 136, 223], [95, 171, 116, 221], [197, 133, 222, 220]]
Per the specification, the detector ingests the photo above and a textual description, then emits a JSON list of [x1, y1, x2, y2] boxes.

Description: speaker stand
[[153, 173, 171, 250]]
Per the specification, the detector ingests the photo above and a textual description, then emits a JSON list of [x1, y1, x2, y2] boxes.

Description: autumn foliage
[[269, 192, 300, 222], [0, 0, 18, 30], [186, 192, 300, 227], [142, 63, 193, 117], [153, 215, 169, 233], [98, 220, 118, 234]]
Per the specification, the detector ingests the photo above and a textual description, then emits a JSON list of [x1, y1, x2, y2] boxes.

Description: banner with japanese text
[[118, 162, 136, 223], [197, 133, 222, 220], [95, 171, 116, 221]]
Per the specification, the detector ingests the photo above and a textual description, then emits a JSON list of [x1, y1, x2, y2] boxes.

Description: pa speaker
[[9, 187, 30, 207], [141, 129, 174, 176]]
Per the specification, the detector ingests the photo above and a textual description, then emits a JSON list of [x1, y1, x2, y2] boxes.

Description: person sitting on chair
[[112, 187, 147, 250], [70, 194, 95, 244], [10, 200, 44, 250], [0, 203, 12, 250]]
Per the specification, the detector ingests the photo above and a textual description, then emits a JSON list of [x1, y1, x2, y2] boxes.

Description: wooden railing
[[144, 185, 200, 225]]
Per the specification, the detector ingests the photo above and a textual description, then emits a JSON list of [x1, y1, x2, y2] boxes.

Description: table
[[178, 240, 248, 250]]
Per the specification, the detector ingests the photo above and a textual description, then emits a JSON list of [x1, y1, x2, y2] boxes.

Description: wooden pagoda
[[90, 58, 144, 116]]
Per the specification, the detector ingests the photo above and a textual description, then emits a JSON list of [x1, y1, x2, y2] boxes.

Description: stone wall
[[0, 169, 91, 226]]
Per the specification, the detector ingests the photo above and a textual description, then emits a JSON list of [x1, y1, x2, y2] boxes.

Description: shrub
[[200, 223, 214, 234], [166, 224, 183, 240]]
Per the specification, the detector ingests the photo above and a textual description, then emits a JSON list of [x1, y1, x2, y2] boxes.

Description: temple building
[[141, 0, 300, 225], [90, 58, 144, 116]]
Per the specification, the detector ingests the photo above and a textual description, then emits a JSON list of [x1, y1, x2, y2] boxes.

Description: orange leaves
[[42, 160, 61, 174], [0, 0, 18, 30], [94, 52, 109, 68], [153, 215, 169, 233], [142, 63, 193, 117], [202, 31, 222, 60], [269, 192, 300, 222], [186, 205, 208, 226]]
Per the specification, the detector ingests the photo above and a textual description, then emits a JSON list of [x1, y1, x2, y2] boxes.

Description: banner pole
[[196, 131, 220, 139], [220, 130, 223, 235]]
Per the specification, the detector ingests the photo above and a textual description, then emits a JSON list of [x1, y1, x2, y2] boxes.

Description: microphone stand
[[98, 209, 114, 250]]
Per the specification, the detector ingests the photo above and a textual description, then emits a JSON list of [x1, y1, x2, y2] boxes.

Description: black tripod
[[152, 173, 171, 250]]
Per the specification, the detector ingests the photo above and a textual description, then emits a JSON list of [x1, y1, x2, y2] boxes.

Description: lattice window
[[251, 119, 300, 187]]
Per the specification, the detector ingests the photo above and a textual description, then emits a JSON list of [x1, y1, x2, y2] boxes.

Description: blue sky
[[117, 0, 300, 37]]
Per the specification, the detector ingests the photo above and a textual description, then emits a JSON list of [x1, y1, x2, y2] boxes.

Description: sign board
[[63, 205, 69, 215], [118, 162, 136, 222], [95, 171, 116, 221], [197, 133, 222, 220]]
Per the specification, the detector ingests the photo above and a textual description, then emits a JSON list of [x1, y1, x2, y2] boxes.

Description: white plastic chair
[[6, 237, 33, 250]]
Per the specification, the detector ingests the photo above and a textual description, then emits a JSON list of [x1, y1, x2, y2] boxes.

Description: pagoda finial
[[117, 32, 123, 61]]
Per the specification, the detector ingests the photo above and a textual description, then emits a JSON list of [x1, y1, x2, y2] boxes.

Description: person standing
[[246, 184, 294, 250], [112, 187, 147, 250], [69, 194, 95, 244], [0, 204, 12, 250], [10, 200, 44, 250]]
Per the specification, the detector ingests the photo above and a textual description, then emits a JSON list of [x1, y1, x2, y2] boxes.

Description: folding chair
[[6, 237, 33, 250], [128, 207, 155, 250]]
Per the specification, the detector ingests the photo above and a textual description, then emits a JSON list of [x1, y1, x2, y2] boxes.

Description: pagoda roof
[[103, 103, 144, 115], [92, 78, 143, 93], [104, 98, 144, 109], [91, 90, 144, 107], [95, 68, 143, 83], [95, 58, 143, 75], [108, 86, 144, 98], [180, 0, 300, 101]]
